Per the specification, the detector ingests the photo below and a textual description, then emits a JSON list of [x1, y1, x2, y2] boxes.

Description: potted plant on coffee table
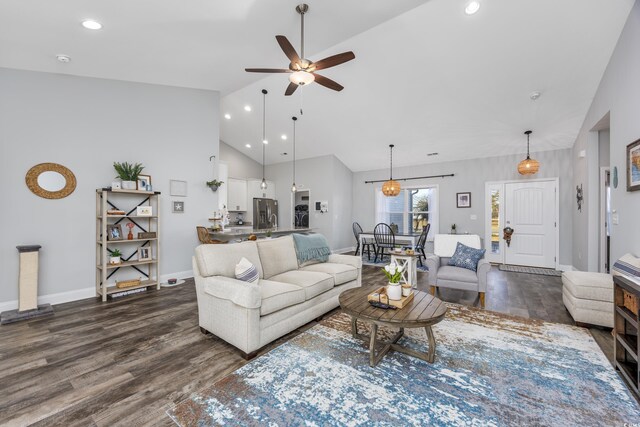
[[113, 162, 144, 190], [382, 262, 404, 300]]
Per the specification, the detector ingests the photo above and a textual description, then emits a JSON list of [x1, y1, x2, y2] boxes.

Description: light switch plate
[[470, 214, 477, 220]]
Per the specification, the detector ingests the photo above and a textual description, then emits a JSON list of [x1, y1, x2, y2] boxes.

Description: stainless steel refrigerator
[[253, 198, 278, 229]]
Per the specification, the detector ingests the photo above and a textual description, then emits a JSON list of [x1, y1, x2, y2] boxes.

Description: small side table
[[391, 253, 419, 288]]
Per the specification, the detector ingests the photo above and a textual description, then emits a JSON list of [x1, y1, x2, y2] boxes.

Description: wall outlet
[[612, 212, 619, 225]]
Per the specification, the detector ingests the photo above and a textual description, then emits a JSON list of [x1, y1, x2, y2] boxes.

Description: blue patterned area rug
[[168, 305, 640, 426]]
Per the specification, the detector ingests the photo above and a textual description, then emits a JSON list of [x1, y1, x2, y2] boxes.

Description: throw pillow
[[448, 242, 486, 272], [235, 257, 259, 283], [612, 253, 640, 279]]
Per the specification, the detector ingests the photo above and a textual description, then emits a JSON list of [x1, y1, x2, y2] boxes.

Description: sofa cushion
[[196, 241, 263, 279], [300, 263, 358, 286], [448, 242, 486, 272], [437, 265, 479, 284], [256, 235, 299, 279], [259, 280, 306, 316], [562, 271, 613, 302], [268, 270, 334, 300], [235, 257, 259, 283]]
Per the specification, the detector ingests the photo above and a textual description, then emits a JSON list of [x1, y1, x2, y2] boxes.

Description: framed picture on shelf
[[137, 174, 152, 191], [172, 201, 185, 213], [627, 138, 640, 191], [137, 247, 152, 261], [136, 206, 153, 216], [106, 224, 123, 241], [456, 192, 471, 208]]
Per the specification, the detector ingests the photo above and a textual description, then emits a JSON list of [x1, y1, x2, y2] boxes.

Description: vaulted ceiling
[[0, 0, 634, 171]]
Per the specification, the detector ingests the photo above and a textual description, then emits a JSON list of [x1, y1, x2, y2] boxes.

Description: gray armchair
[[425, 234, 490, 308]]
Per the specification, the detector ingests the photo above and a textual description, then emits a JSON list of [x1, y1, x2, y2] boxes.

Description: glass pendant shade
[[260, 178, 267, 190], [289, 71, 315, 86], [291, 183, 297, 192], [518, 130, 540, 175], [382, 179, 401, 196]]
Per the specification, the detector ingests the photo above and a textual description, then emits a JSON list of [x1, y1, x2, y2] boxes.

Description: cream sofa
[[193, 235, 362, 358]]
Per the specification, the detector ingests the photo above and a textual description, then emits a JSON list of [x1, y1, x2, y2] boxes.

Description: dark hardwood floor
[[0, 263, 613, 426]]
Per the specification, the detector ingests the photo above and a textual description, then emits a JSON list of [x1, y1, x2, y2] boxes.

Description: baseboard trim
[[558, 264, 574, 272], [0, 269, 195, 312], [333, 246, 355, 254]]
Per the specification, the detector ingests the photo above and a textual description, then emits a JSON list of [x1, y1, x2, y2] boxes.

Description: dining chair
[[353, 222, 376, 260], [373, 223, 396, 263], [196, 226, 229, 244], [414, 223, 431, 267]]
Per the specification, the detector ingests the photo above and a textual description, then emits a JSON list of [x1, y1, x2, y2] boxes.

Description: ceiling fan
[[245, 4, 355, 96]]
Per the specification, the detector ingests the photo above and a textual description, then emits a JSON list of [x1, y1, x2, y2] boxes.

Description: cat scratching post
[[0, 245, 54, 324]]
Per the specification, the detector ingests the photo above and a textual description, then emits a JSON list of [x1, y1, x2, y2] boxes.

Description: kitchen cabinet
[[227, 178, 248, 211]]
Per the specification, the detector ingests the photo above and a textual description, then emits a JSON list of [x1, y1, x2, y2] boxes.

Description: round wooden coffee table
[[339, 286, 447, 367]]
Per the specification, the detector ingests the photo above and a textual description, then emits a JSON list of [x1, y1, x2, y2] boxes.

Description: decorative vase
[[209, 185, 218, 192], [109, 256, 121, 265], [451, 228, 457, 235], [122, 180, 137, 190], [387, 283, 402, 301]]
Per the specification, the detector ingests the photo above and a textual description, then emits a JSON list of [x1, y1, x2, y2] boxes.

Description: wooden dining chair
[[353, 222, 376, 260], [414, 223, 431, 267], [373, 223, 395, 263], [196, 226, 228, 244]]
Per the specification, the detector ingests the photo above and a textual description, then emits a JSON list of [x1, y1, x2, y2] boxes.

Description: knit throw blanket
[[292, 233, 330, 264]]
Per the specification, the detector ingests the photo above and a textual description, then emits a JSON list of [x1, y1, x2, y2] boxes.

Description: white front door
[[504, 181, 557, 268]]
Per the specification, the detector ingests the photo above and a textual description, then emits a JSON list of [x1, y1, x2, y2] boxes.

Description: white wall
[[266, 155, 353, 251], [571, 2, 640, 270], [219, 140, 262, 180], [0, 68, 219, 307], [352, 149, 573, 265]]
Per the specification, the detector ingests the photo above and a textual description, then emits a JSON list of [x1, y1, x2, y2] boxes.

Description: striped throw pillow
[[235, 257, 259, 283], [612, 253, 640, 279]]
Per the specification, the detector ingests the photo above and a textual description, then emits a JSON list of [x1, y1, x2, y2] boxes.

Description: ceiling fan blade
[[312, 52, 355, 71], [245, 68, 291, 73], [276, 35, 302, 65], [285, 82, 299, 96], [312, 73, 344, 92]]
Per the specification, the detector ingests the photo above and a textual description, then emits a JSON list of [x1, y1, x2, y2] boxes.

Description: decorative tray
[[367, 287, 415, 309]]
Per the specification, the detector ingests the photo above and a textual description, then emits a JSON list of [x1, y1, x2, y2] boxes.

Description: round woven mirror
[[25, 163, 77, 199]]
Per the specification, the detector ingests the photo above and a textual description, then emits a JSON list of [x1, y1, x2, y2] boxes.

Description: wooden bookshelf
[[95, 189, 161, 302], [613, 274, 640, 398]]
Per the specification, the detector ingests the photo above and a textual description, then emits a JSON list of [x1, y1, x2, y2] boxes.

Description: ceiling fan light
[[289, 71, 315, 86]]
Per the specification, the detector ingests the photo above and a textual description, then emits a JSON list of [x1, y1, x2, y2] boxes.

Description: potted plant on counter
[[109, 248, 122, 265], [114, 162, 144, 190], [451, 223, 457, 234], [382, 262, 404, 300], [206, 180, 224, 192]]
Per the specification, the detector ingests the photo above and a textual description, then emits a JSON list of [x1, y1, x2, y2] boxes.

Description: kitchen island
[[208, 227, 313, 242]]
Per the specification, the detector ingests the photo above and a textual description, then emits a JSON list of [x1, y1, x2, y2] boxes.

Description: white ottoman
[[562, 271, 613, 328]]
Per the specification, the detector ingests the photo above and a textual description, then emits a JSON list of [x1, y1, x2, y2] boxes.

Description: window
[[375, 186, 438, 239]]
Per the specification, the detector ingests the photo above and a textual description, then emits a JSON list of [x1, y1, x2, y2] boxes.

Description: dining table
[[359, 231, 421, 252]]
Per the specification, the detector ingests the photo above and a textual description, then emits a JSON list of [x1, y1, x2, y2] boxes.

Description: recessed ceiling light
[[245, 144, 251, 148], [224, 113, 231, 120], [465, 1, 480, 15], [529, 91, 541, 100], [56, 54, 71, 63], [82, 20, 102, 30], [262, 139, 269, 145], [244, 105, 252, 112], [427, 152, 439, 156], [281, 152, 288, 156], [281, 134, 287, 140]]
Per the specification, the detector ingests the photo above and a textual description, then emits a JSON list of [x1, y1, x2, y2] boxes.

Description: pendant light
[[291, 116, 298, 192], [260, 89, 268, 190], [517, 130, 540, 175], [382, 144, 401, 197]]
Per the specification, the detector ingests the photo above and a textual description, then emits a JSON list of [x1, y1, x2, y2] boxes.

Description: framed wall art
[[456, 192, 471, 208], [627, 138, 640, 191]]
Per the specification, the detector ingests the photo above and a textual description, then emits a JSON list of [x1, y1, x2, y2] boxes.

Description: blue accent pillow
[[448, 242, 486, 271]]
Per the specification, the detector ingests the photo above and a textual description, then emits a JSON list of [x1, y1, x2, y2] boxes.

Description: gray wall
[[0, 68, 219, 306], [571, 2, 640, 270], [266, 155, 353, 251], [352, 148, 574, 265], [219, 141, 263, 180]]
